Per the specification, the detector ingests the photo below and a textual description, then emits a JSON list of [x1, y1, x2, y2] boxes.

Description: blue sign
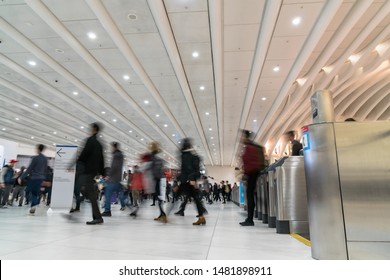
[[302, 132, 311, 151], [239, 182, 245, 204]]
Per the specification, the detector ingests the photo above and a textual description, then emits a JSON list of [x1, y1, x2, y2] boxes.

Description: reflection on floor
[[0, 201, 312, 260]]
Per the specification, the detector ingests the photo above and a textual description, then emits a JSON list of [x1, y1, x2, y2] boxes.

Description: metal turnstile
[[275, 156, 309, 235]]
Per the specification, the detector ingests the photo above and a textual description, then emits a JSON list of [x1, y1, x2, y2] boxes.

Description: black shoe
[[150, 204, 155, 206], [69, 208, 80, 213], [174, 211, 184, 216], [239, 220, 254, 226], [129, 212, 137, 217], [101, 211, 111, 217], [86, 219, 104, 225], [120, 207, 125, 211]]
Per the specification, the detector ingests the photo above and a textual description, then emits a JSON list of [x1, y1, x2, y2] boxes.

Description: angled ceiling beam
[[146, 0, 213, 165], [355, 83, 390, 119], [85, 0, 187, 141], [208, 0, 224, 165], [24, 0, 180, 157], [256, 0, 372, 146], [230, 0, 282, 166]]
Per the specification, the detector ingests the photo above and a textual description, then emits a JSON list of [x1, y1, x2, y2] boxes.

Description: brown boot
[[155, 215, 168, 223], [193, 216, 206, 225]]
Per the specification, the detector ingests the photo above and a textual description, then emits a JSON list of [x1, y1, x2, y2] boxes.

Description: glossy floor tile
[[0, 200, 312, 260]]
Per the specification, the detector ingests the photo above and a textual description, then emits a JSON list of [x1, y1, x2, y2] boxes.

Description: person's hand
[[189, 180, 196, 186], [0, 183, 5, 189]]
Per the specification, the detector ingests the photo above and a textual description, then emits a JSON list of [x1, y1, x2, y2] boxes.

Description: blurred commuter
[[102, 142, 125, 216], [10, 166, 27, 207], [240, 130, 265, 226], [148, 142, 166, 223], [286, 131, 303, 156], [77, 123, 105, 225], [21, 144, 48, 214], [41, 166, 53, 206], [178, 138, 206, 225], [0, 159, 18, 208], [129, 165, 143, 216]]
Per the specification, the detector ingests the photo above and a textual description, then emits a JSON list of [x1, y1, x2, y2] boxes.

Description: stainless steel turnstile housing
[[303, 121, 390, 259]]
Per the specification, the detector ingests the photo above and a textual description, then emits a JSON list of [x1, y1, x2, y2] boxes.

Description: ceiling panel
[[224, 0, 265, 25], [163, 0, 207, 13]]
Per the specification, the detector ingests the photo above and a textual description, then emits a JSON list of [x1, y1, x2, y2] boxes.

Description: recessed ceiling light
[[200, 86, 205, 91], [53, 143, 56, 146], [129, 130, 132, 133], [144, 100, 149, 104], [128, 13, 138, 20], [156, 114, 160, 117], [31, 136, 34, 139], [212, 143, 215, 146], [101, 111, 106, 114], [192, 51, 199, 58], [15, 118, 19, 121], [1, 128, 6, 131], [55, 48, 64, 53], [210, 137, 214, 139], [253, 119, 257, 122], [123, 75, 130, 80], [113, 119, 117, 122], [80, 126, 84, 129], [100, 135, 103, 138], [172, 134, 175, 137], [33, 103, 39, 107], [261, 97, 267, 101], [87, 32, 97, 39], [164, 124, 168, 127], [74, 140, 78, 142], [273, 66, 280, 72], [73, 91, 78, 96], [292, 17, 302, 26], [28, 61, 37, 66], [141, 138, 144, 141], [209, 128, 212, 131], [205, 112, 210, 116], [53, 131, 57, 134]]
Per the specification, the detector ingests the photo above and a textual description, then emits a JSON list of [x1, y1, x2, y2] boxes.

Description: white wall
[[0, 137, 55, 167], [205, 165, 236, 184]]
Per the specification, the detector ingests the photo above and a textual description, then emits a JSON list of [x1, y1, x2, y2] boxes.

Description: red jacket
[[242, 142, 265, 175], [131, 172, 143, 191]]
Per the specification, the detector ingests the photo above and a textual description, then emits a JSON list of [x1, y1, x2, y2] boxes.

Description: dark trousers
[[1, 184, 12, 206], [181, 183, 205, 216], [246, 172, 260, 222], [29, 179, 44, 208], [155, 179, 165, 216], [80, 174, 102, 220], [73, 175, 82, 210]]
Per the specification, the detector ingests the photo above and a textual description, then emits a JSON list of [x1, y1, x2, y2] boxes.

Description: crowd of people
[[1, 123, 269, 228]]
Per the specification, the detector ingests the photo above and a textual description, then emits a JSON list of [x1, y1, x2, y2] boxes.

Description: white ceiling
[[0, 0, 389, 168]]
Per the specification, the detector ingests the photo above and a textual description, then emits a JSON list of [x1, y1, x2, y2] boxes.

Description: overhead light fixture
[[273, 66, 280, 72], [141, 138, 144, 141], [261, 97, 267, 101], [375, 42, 389, 56], [33, 103, 39, 107], [209, 128, 212, 131], [80, 126, 84, 129], [15, 118, 19, 121], [73, 91, 78, 96], [164, 124, 168, 127], [128, 13, 138, 21], [123, 75, 130, 80], [348, 54, 361, 65], [172, 134, 175, 137], [253, 119, 257, 122], [210, 137, 214, 139], [87, 32, 97, 39], [296, 77, 307, 86], [53, 131, 57, 134], [74, 140, 78, 142], [322, 65, 334, 74], [101, 111, 106, 114], [129, 130, 132, 133], [55, 48, 64, 53], [1, 128, 6, 131], [144, 100, 149, 104], [200, 86, 205, 91], [156, 114, 160, 117], [100, 135, 103, 138], [113, 119, 117, 122], [31, 136, 34, 139], [192, 51, 199, 58], [28, 61, 37, 66], [205, 112, 209, 116], [292, 17, 302, 26]]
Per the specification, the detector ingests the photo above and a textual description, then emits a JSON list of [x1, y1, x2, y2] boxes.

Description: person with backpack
[[240, 130, 265, 226], [0, 159, 18, 208], [178, 138, 206, 225]]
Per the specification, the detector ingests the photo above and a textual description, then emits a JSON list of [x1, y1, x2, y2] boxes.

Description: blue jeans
[[29, 179, 44, 208], [104, 182, 125, 211]]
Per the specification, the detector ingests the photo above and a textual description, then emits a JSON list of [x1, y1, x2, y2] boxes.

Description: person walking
[[102, 142, 125, 216], [21, 145, 48, 214], [178, 138, 206, 225], [10, 166, 27, 207], [76, 122, 105, 225]]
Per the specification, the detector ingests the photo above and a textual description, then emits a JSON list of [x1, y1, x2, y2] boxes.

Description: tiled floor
[[0, 201, 312, 260]]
